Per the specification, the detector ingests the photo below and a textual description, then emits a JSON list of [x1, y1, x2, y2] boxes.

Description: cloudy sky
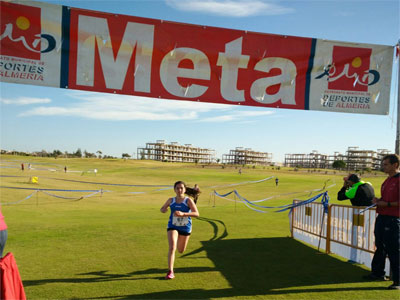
[[1, 0, 399, 162]]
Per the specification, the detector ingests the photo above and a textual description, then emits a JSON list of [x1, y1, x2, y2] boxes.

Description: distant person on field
[[64, 166, 67, 173], [238, 168, 242, 175], [21, 163, 24, 171], [364, 154, 400, 290], [160, 181, 199, 280], [337, 173, 374, 206], [0, 206, 7, 257], [275, 178, 279, 186]]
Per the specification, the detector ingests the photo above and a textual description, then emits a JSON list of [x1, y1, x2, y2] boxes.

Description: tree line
[[1, 148, 119, 159]]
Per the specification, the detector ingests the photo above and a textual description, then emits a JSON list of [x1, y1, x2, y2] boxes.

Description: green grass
[[0, 155, 396, 299]]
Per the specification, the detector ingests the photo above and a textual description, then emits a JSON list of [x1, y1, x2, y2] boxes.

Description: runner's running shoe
[[165, 270, 175, 280]]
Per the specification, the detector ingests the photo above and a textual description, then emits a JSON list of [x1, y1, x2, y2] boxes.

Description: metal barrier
[[291, 201, 327, 251], [291, 201, 390, 275]]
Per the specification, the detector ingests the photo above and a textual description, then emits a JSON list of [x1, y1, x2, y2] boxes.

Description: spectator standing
[[337, 174, 374, 206], [364, 154, 400, 290]]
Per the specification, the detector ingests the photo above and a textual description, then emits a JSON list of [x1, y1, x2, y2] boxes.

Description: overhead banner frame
[[0, 0, 395, 115]]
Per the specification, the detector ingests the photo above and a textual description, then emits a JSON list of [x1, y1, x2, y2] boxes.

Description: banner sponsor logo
[[0, 1, 60, 83], [0, 2, 56, 59], [0, 55, 44, 81], [0, 2, 42, 59], [314, 45, 385, 112], [316, 46, 379, 92]]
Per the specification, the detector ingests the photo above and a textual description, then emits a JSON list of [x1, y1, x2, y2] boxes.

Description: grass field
[[0, 155, 397, 299]]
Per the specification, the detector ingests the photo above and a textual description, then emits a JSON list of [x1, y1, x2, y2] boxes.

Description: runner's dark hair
[[174, 181, 186, 189]]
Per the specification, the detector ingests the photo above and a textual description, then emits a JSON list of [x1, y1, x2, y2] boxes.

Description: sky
[[0, 0, 399, 162]]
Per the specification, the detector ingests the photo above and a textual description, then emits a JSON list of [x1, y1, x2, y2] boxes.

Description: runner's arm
[[160, 198, 172, 213]]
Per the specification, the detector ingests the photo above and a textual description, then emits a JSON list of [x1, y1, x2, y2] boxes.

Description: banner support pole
[[396, 42, 400, 155]]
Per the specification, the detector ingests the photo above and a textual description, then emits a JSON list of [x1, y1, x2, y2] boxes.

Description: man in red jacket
[[364, 154, 400, 290], [0, 253, 26, 300]]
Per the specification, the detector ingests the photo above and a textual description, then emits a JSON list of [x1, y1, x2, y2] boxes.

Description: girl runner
[[160, 181, 199, 279]]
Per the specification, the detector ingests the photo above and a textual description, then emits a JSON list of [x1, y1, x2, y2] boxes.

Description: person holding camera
[[337, 173, 374, 206]]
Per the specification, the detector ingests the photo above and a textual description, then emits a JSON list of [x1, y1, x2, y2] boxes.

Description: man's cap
[[347, 174, 360, 183]]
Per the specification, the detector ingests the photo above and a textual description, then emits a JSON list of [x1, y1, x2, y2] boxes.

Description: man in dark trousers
[[364, 154, 400, 290], [337, 173, 374, 206]]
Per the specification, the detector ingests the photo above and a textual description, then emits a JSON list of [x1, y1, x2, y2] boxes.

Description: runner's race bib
[[172, 216, 189, 226]]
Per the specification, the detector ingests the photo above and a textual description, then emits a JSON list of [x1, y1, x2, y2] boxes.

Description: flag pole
[[396, 41, 400, 155]]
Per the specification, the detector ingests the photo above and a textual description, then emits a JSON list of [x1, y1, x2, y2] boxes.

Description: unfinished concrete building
[[346, 147, 390, 170], [377, 149, 391, 161], [222, 147, 272, 165], [327, 151, 347, 167], [284, 150, 328, 168], [284, 147, 391, 170], [137, 140, 215, 163]]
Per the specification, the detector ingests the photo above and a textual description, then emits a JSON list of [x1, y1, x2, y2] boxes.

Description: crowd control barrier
[[291, 201, 390, 275]]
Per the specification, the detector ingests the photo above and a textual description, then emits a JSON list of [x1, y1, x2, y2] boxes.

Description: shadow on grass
[[76, 286, 388, 300], [23, 218, 381, 298], [113, 238, 385, 299], [198, 216, 229, 241], [23, 217, 227, 287], [24, 237, 379, 299], [180, 216, 229, 258]]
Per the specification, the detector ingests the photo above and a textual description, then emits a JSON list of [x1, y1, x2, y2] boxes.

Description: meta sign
[[0, 0, 394, 115]]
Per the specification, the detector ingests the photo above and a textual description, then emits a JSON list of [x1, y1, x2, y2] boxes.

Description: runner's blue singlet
[[167, 197, 192, 233]]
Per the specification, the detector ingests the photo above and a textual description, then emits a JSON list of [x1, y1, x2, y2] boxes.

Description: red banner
[[0, 0, 394, 115], [68, 8, 312, 110]]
